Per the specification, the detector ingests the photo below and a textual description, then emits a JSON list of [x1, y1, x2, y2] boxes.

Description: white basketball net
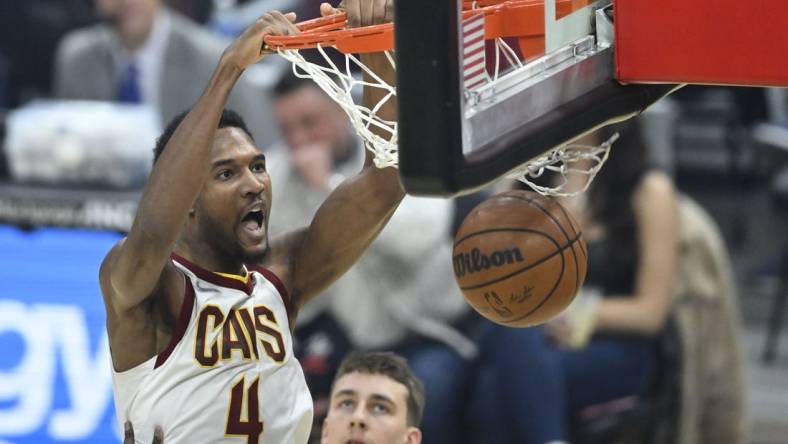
[[276, 37, 615, 196], [505, 132, 618, 197], [277, 46, 398, 169]]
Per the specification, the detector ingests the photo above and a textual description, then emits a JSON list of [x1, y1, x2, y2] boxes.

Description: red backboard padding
[[614, 0, 788, 87]]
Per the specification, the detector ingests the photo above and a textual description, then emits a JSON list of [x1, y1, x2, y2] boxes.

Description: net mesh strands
[[265, 1, 615, 195], [276, 47, 398, 168], [505, 132, 617, 197]]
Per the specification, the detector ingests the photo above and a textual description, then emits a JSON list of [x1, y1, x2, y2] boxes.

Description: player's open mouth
[[240, 208, 265, 239]]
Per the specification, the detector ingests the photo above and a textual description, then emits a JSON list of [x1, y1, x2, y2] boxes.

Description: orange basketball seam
[[454, 227, 565, 247], [457, 231, 581, 291], [503, 192, 585, 303], [499, 239, 570, 325], [503, 192, 580, 243]]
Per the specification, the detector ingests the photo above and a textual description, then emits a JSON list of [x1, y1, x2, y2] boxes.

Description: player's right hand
[[222, 11, 299, 71]]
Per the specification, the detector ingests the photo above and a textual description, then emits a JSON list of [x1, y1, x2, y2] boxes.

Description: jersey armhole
[[154, 278, 195, 369], [250, 265, 296, 325]]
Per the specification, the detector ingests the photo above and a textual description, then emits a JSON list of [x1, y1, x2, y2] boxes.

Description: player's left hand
[[123, 421, 163, 444]]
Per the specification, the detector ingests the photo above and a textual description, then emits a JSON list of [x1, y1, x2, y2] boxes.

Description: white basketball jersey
[[112, 254, 313, 444]]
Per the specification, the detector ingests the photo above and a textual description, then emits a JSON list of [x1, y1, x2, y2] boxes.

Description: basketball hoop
[[264, 11, 398, 168], [263, 1, 617, 195]]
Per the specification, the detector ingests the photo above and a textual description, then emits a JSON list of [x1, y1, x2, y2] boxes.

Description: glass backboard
[[394, 0, 677, 196]]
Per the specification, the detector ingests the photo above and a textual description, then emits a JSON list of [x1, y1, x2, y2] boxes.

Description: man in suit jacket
[[52, 0, 279, 148]]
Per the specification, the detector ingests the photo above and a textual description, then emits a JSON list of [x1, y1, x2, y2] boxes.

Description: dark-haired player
[[100, 1, 400, 442]]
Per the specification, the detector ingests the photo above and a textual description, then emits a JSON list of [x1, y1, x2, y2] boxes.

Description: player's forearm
[[289, 164, 403, 305], [111, 60, 244, 303], [132, 59, 243, 247]]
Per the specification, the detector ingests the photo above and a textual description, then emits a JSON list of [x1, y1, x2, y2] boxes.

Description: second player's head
[[322, 351, 424, 444]]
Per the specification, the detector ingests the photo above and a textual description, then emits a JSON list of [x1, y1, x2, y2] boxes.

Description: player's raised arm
[[101, 12, 298, 314], [272, 0, 405, 309]]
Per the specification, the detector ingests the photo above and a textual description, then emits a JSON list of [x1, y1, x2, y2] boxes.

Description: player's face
[[321, 373, 421, 444], [193, 127, 272, 263], [275, 86, 353, 156]]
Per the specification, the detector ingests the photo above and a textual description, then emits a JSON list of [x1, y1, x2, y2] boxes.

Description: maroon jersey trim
[[155, 278, 195, 369], [171, 253, 255, 295], [249, 265, 294, 323]]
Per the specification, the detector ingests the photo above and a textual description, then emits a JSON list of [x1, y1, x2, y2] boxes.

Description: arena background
[[2, 1, 788, 443], [0, 225, 122, 443]]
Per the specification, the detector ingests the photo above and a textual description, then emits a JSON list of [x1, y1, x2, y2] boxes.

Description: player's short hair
[[333, 351, 426, 427], [153, 109, 254, 164]]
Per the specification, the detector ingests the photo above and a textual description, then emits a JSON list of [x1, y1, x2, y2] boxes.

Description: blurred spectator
[[52, 0, 279, 148], [202, 0, 299, 38], [765, 88, 788, 126], [0, 0, 96, 107], [294, 0, 326, 20], [671, 193, 749, 444], [164, 0, 212, 24], [475, 119, 678, 444], [268, 72, 477, 444]]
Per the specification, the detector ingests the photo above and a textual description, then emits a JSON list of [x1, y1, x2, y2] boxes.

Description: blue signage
[[0, 226, 123, 444]]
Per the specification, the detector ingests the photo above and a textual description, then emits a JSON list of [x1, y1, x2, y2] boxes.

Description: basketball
[[452, 190, 587, 327]]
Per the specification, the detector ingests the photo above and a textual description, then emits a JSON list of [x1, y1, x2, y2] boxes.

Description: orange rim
[[264, 0, 549, 54], [264, 11, 393, 53], [465, 0, 594, 16]]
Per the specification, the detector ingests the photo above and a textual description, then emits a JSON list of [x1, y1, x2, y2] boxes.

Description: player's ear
[[405, 426, 422, 443]]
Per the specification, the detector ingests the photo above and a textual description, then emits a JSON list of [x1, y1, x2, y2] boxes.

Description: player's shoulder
[[256, 229, 310, 300], [99, 238, 126, 285], [99, 238, 183, 300], [257, 234, 299, 284]]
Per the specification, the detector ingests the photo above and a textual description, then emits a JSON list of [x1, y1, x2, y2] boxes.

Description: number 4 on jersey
[[226, 376, 263, 443]]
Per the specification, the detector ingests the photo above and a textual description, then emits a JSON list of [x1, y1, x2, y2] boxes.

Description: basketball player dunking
[[99, 1, 399, 443]]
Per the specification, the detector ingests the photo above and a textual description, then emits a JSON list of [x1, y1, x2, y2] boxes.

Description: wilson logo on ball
[[452, 247, 524, 278]]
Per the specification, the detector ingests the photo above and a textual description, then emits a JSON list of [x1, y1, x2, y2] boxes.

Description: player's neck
[[173, 243, 245, 276]]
